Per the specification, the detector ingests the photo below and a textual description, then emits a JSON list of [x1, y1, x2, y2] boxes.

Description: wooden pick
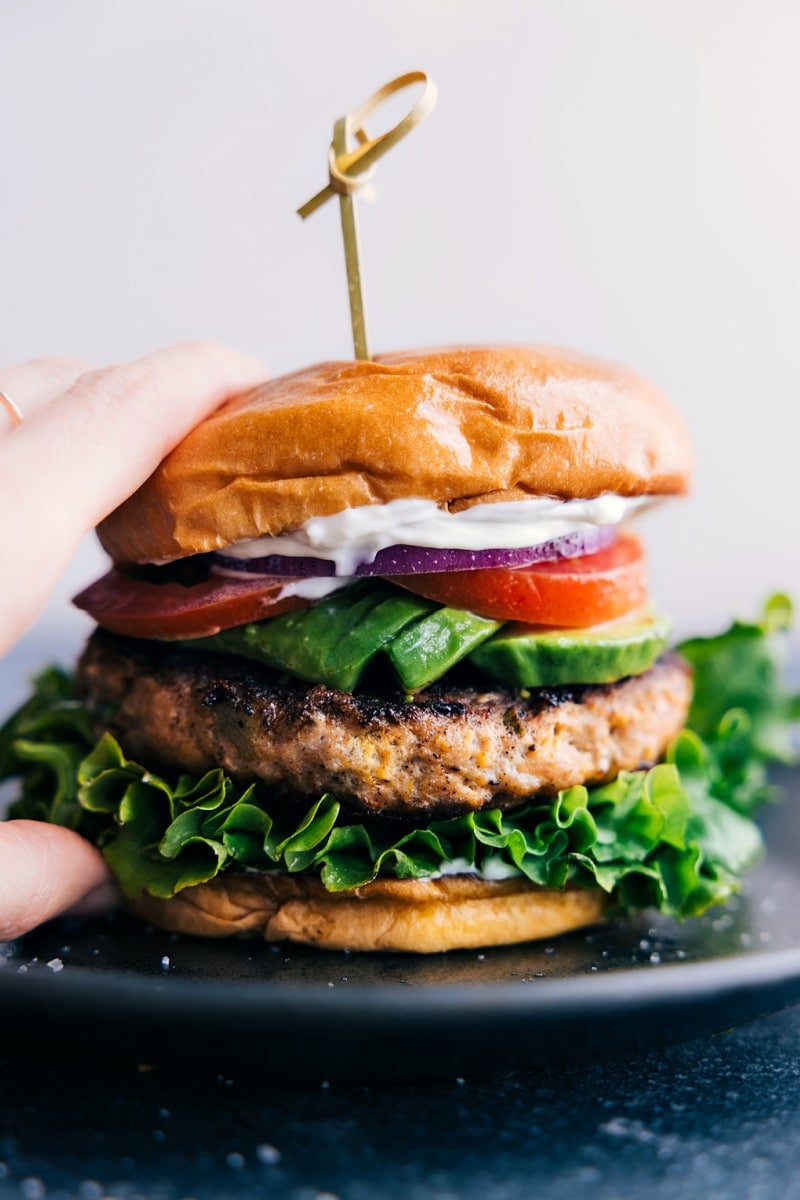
[[298, 70, 438, 361]]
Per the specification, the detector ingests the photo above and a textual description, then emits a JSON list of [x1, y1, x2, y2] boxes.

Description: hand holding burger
[[64, 344, 694, 950], [0, 343, 267, 939]]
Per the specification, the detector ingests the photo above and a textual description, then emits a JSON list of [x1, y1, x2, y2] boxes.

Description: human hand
[[0, 343, 267, 940]]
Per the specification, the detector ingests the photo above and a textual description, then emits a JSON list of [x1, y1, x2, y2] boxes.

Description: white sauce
[[278, 576, 355, 600], [221, 494, 656, 576], [426, 855, 524, 882], [209, 567, 356, 601]]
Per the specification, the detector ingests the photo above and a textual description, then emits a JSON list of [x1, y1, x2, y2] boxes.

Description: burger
[[4, 345, 773, 952]]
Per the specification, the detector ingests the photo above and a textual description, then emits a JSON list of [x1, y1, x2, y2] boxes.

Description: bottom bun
[[128, 873, 608, 953]]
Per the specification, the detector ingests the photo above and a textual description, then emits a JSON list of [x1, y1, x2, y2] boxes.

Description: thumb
[[0, 821, 115, 941]]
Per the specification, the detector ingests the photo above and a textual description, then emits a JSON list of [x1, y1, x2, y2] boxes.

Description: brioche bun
[[98, 345, 691, 565], [128, 872, 608, 952]]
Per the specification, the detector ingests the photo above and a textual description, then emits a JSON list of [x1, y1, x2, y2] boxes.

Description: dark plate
[[2, 774, 799, 1081]]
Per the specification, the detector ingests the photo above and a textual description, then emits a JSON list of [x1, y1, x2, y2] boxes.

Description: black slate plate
[[1, 774, 799, 1081]]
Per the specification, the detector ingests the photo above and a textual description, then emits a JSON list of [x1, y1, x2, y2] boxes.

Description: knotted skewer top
[[297, 71, 438, 360]]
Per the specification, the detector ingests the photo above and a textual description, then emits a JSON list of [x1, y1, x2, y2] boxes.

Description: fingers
[[4, 341, 266, 533], [0, 821, 115, 942], [0, 341, 267, 653], [0, 357, 93, 425]]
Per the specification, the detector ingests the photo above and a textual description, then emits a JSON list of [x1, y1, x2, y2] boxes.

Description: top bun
[[98, 345, 691, 564]]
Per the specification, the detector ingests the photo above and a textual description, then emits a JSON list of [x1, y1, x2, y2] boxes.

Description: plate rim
[[2, 940, 800, 1019]]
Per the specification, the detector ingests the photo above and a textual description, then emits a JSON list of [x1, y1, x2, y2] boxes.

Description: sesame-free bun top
[[98, 345, 691, 564]]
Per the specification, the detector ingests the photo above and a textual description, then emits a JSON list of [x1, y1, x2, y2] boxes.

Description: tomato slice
[[74, 568, 310, 640], [386, 532, 648, 627]]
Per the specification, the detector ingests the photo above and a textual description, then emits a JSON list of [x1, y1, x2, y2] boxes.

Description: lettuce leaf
[[0, 598, 796, 918], [677, 594, 800, 814]]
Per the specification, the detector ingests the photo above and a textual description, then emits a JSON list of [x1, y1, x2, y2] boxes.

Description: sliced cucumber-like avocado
[[469, 613, 671, 689], [179, 579, 670, 694], [183, 583, 436, 692], [386, 607, 502, 692]]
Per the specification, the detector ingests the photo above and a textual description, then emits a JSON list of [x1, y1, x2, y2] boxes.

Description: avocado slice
[[184, 582, 436, 692], [469, 612, 671, 688], [386, 608, 503, 693]]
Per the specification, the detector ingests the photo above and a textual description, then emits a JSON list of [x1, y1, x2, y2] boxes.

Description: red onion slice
[[211, 527, 616, 578]]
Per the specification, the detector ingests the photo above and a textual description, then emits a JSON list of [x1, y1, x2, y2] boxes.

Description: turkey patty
[[77, 631, 692, 820]]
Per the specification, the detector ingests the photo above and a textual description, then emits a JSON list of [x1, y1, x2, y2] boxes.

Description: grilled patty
[[77, 631, 691, 819]]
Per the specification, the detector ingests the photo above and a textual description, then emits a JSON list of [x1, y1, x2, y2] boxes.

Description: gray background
[[2, 0, 799, 703]]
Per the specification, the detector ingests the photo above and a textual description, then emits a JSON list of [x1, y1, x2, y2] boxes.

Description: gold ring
[[0, 390, 23, 429]]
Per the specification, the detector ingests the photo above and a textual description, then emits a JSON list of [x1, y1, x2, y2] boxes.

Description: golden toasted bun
[[98, 345, 691, 564], [128, 873, 607, 953]]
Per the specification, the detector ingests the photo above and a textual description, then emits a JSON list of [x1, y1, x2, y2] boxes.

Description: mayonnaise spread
[[426, 856, 524, 882]]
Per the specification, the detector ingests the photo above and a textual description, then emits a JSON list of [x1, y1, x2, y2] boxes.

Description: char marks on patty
[[77, 631, 691, 819]]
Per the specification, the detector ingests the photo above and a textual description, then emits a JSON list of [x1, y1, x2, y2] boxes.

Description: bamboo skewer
[[298, 71, 438, 361]]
